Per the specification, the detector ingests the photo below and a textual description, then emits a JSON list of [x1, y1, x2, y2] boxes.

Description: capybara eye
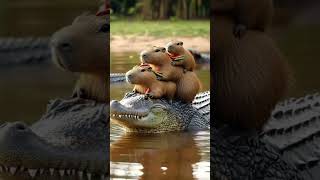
[[155, 49, 160, 52], [98, 24, 110, 33], [141, 69, 146, 72]]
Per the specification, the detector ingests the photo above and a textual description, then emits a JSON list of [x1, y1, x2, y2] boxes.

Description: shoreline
[[111, 35, 210, 53]]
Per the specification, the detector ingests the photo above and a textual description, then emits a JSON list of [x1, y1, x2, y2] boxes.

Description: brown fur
[[212, 0, 274, 34], [212, 15, 290, 130], [51, 14, 109, 103], [140, 47, 200, 103], [166, 41, 196, 72], [126, 65, 176, 100]]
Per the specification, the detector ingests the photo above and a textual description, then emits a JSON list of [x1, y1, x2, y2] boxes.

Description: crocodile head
[[0, 98, 108, 180], [110, 92, 209, 133]]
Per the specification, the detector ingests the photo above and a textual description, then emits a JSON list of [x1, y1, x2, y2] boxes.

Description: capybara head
[[50, 14, 109, 73], [166, 41, 185, 56], [140, 46, 171, 66], [126, 65, 155, 85]]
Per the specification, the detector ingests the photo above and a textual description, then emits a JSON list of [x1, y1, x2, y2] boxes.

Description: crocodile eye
[[155, 49, 160, 52], [141, 69, 146, 72], [98, 24, 110, 33]]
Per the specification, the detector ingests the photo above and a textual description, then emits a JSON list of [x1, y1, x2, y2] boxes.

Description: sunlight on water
[[193, 162, 210, 180]]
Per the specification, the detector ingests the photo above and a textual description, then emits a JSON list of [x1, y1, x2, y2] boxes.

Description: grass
[[111, 19, 210, 37]]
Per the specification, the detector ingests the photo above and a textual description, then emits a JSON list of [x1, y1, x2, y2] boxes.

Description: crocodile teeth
[[28, 169, 37, 178], [0, 166, 3, 172], [87, 173, 92, 180], [49, 168, 54, 175], [40, 168, 44, 175], [72, 169, 76, 175], [66, 169, 71, 175], [119, 115, 122, 118], [59, 169, 65, 176], [9, 166, 16, 175], [4, 166, 8, 172], [78, 171, 83, 179]]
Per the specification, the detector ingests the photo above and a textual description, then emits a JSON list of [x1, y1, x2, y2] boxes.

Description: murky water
[[110, 52, 211, 180]]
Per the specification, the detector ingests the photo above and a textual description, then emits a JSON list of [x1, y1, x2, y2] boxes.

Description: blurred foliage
[[111, 0, 210, 19]]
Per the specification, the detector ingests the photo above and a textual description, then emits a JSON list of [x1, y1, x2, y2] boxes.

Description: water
[[110, 52, 211, 180]]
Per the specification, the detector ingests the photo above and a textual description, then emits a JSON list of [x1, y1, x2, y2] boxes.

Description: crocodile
[[0, 98, 108, 180], [0, 79, 319, 180], [111, 91, 320, 179], [110, 91, 210, 133]]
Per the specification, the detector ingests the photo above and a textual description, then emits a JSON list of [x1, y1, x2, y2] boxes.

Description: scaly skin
[[0, 87, 319, 179], [0, 98, 108, 180], [110, 91, 210, 133]]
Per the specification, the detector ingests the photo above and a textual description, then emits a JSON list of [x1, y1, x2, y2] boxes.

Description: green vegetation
[[111, 0, 209, 20], [111, 20, 210, 37]]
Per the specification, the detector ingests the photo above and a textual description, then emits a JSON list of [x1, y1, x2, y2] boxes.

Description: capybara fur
[[212, 0, 274, 38], [212, 15, 290, 130], [51, 14, 109, 103], [126, 65, 176, 100], [166, 40, 196, 72], [140, 46, 201, 103]]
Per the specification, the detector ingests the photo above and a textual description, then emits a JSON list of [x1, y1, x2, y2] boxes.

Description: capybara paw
[[233, 24, 247, 39], [144, 93, 154, 99], [144, 95, 149, 100]]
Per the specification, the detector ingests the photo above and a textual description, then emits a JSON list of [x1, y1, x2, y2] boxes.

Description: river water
[[110, 52, 211, 180]]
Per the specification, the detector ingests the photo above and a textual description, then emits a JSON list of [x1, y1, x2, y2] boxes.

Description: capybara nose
[[142, 54, 148, 59], [58, 41, 72, 52]]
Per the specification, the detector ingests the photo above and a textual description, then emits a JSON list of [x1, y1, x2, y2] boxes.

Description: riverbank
[[111, 35, 210, 53]]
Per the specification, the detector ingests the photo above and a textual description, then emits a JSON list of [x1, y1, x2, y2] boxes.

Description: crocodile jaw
[[110, 100, 167, 130]]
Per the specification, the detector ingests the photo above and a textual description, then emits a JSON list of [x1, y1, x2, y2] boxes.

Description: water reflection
[[110, 124, 210, 180]]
